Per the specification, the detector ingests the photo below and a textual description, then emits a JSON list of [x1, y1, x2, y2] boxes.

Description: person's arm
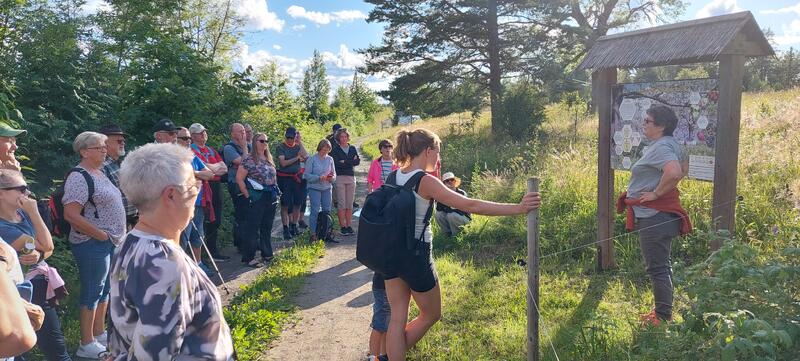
[[0, 247, 37, 357], [195, 168, 214, 181], [329, 158, 337, 184], [418, 175, 540, 216], [304, 157, 321, 184], [62, 173, 108, 241], [639, 160, 684, 202], [63, 203, 108, 241], [223, 145, 242, 167], [350, 148, 360, 166], [235, 165, 250, 199]]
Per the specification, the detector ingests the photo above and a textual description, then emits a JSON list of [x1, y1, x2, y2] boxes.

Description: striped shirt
[[380, 160, 393, 183]]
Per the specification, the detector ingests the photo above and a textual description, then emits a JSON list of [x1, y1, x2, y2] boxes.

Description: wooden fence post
[[594, 68, 618, 270], [527, 178, 540, 361]]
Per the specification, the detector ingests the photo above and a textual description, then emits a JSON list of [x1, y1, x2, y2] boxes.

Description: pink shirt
[[367, 157, 398, 192]]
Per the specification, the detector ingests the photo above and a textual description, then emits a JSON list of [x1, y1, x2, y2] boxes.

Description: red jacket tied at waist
[[616, 189, 692, 236], [277, 171, 303, 183], [201, 180, 215, 223]]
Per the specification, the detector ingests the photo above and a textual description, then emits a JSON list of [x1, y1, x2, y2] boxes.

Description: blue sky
[[233, 0, 799, 95], [82, 0, 800, 94]]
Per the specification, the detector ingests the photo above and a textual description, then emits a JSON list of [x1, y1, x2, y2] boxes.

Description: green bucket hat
[[0, 122, 26, 137]]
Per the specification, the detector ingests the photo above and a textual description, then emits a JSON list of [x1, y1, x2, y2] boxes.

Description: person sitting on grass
[[434, 172, 472, 237], [109, 143, 234, 360], [367, 139, 398, 194], [384, 128, 541, 361]]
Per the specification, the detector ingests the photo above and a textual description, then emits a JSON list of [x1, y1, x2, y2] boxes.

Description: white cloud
[[286, 5, 367, 25], [236, 0, 285, 32], [291, 24, 307, 31], [272, 44, 282, 50], [761, 3, 800, 15], [695, 0, 743, 19], [775, 20, 800, 46], [237, 43, 388, 99]]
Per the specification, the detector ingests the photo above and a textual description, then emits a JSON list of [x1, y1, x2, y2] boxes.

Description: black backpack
[[315, 211, 334, 242], [356, 171, 433, 275], [48, 167, 97, 237]]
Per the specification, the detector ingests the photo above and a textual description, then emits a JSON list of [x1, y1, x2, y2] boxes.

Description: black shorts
[[277, 176, 304, 211], [383, 242, 438, 293]]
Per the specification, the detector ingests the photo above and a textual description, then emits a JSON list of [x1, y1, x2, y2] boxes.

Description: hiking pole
[[190, 220, 230, 295], [527, 178, 541, 361]]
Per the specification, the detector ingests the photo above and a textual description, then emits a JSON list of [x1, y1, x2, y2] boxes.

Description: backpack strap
[[72, 167, 98, 219], [406, 171, 435, 245]]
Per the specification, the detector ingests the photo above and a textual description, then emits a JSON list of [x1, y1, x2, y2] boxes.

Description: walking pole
[[527, 178, 541, 361], [190, 220, 230, 295]]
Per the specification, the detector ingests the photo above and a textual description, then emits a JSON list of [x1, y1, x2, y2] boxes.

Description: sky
[[82, 0, 800, 96]]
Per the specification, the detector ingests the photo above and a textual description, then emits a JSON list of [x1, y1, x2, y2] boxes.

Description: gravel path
[[264, 145, 373, 361]]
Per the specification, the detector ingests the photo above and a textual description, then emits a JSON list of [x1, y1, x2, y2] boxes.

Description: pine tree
[[349, 72, 379, 119], [301, 50, 330, 123]]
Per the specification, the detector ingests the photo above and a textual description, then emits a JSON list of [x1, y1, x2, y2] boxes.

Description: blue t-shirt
[[191, 156, 207, 206], [0, 209, 35, 245]]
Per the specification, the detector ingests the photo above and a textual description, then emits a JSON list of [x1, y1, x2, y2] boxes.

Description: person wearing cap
[[189, 123, 229, 262], [325, 123, 342, 150], [330, 127, 359, 235], [276, 126, 308, 240], [0, 122, 26, 172], [62, 131, 126, 359], [434, 172, 472, 237], [100, 124, 138, 229], [176, 127, 216, 278], [152, 118, 178, 144], [222, 123, 249, 251]]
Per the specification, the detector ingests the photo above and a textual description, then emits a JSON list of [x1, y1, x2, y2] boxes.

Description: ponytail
[[393, 128, 440, 166]]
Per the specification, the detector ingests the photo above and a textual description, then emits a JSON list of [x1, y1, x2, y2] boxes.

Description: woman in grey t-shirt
[[625, 105, 687, 326]]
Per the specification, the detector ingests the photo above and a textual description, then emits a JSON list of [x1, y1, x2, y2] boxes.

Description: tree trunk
[[487, 0, 503, 134]]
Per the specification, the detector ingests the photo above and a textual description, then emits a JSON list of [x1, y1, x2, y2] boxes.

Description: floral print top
[[241, 155, 277, 186]]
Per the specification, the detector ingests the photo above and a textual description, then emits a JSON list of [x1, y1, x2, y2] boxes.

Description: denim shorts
[[70, 238, 115, 309], [371, 288, 391, 332]]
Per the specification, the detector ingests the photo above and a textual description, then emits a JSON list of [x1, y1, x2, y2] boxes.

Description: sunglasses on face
[[112, 139, 125, 144], [1, 185, 29, 194], [257, 139, 268, 144], [177, 136, 191, 141]]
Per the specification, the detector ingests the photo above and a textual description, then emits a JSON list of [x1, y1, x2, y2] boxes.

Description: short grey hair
[[73, 131, 107, 154], [119, 143, 194, 212]]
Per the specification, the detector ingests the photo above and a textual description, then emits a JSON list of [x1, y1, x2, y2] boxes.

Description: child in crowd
[[369, 273, 390, 361]]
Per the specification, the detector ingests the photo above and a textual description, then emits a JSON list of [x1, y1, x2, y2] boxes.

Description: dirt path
[[264, 144, 373, 361]]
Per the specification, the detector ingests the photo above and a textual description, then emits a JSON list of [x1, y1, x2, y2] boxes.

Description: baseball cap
[[285, 127, 297, 138], [189, 123, 206, 134], [332, 123, 342, 132], [0, 123, 26, 138], [442, 172, 455, 182], [152, 118, 177, 132]]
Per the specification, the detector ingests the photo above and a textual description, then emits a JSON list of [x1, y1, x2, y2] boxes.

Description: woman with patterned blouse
[[236, 132, 280, 268], [108, 143, 234, 361]]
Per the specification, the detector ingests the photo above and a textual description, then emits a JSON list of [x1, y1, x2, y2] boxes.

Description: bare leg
[[337, 208, 347, 229], [93, 301, 108, 337], [192, 246, 202, 264], [79, 307, 95, 344], [369, 329, 382, 356], [280, 206, 289, 226], [404, 284, 442, 348], [386, 278, 412, 361], [345, 208, 353, 227]]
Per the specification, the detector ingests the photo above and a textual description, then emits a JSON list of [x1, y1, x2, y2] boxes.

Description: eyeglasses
[[177, 136, 191, 141], [87, 145, 108, 152], [257, 139, 268, 144], [643, 118, 656, 125], [1, 185, 29, 194], [175, 182, 199, 196], [112, 139, 125, 144]]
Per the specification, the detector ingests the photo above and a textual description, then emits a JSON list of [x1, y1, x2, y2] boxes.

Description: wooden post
[[593, 69, 618, 270], [527, 178, 540, 361], [711, 55, 745, 249]]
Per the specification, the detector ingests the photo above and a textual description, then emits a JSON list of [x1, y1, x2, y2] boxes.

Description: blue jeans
[[371, 288, 391, 332], [308, 187, 332, 234], [242, 192, 278, 262], [181, 206, 205, 249], [71, 238, 114, 310]]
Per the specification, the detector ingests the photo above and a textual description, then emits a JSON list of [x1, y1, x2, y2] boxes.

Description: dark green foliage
[[499, 80, 546, 140]]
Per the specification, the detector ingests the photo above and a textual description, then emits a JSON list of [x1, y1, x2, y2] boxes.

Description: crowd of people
[[0, 104, 687, 361]]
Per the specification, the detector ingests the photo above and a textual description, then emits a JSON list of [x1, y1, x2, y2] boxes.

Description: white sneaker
[[95, 330, 108, 347], [367, 356, 378, 361], [76, 341, 108, 359]]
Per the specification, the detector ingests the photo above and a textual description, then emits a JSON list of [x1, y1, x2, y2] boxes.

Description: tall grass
[[392, 88, 800, 360]]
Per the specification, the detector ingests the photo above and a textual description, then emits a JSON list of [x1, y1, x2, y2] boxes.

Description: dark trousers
[[227, 182, 248, 250], [204, 181, 224, 255], [20, 277, 70, 361], [636, 211, 680, 319], [241, 192, 278, 262]]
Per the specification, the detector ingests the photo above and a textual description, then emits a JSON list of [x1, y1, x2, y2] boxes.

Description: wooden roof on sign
[[578, 11, 774, 70]]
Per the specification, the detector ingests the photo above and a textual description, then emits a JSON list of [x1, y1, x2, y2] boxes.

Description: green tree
[[330, 85, 366, 126], [300, 49, 330, 123], [349, 72, 379, 119]]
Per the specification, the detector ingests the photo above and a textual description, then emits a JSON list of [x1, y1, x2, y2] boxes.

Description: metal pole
[[527, 178, 540, 361]]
